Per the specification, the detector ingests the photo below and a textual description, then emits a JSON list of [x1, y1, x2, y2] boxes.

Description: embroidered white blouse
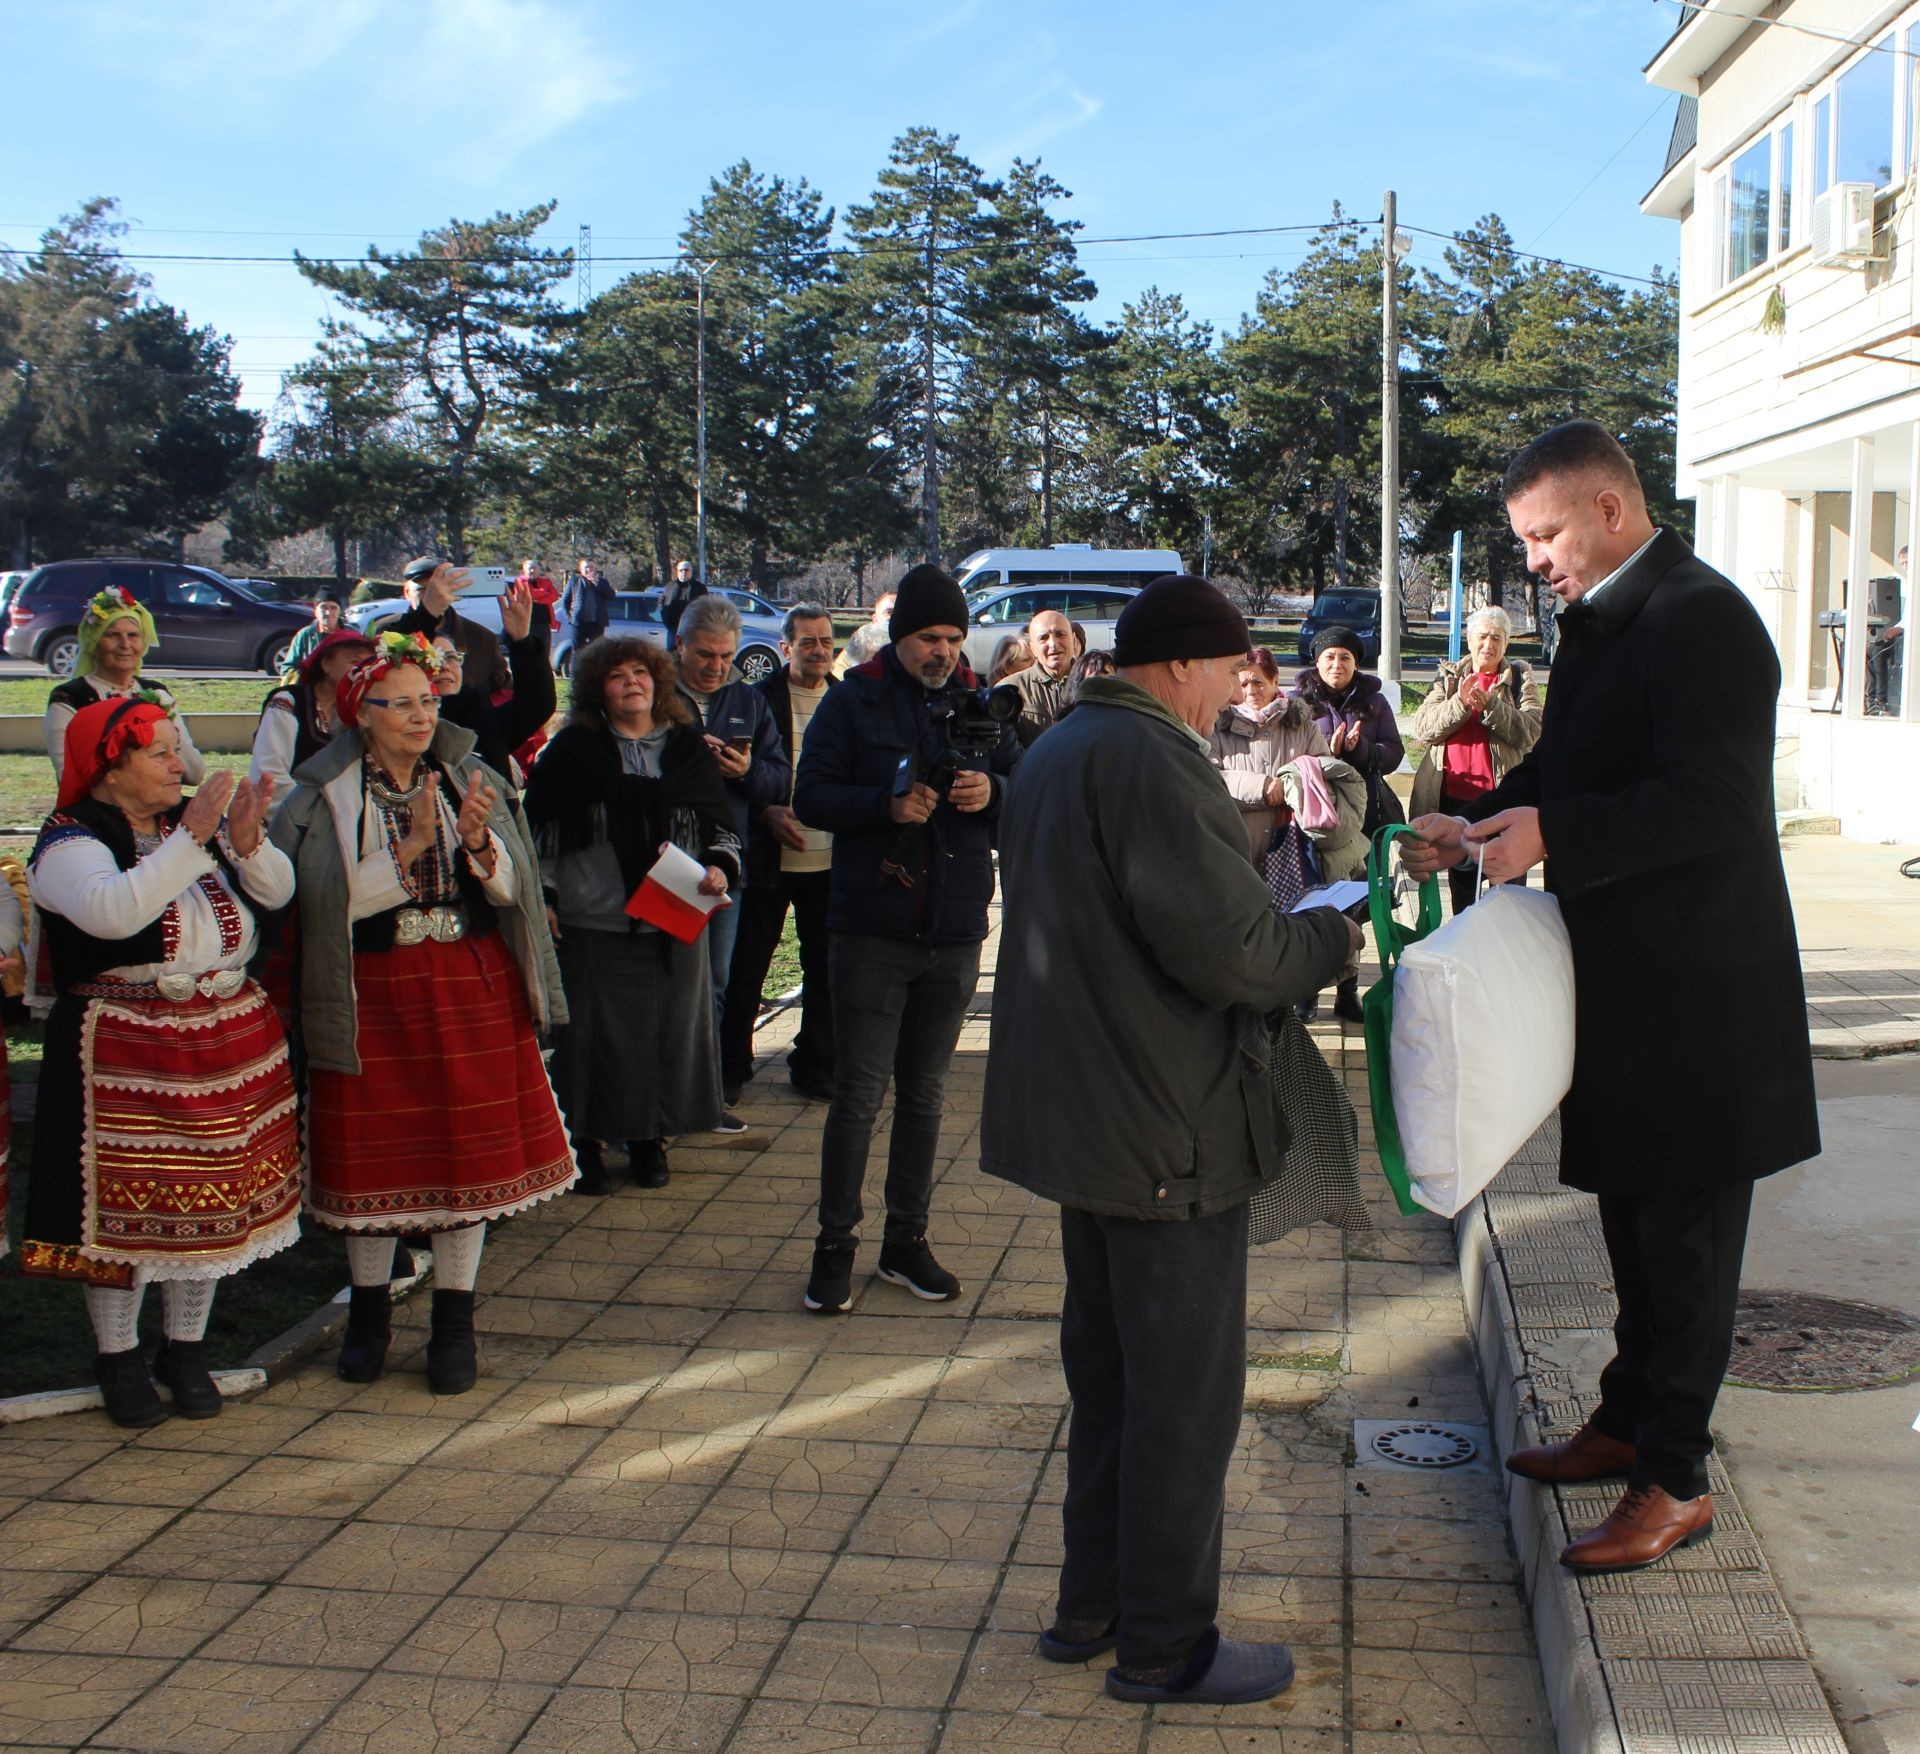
[[342, 774, 515, 923], [28, 825, 292, 983]]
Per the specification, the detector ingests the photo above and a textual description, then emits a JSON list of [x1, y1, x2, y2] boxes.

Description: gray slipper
[[1036, 1621, 1117, 1663], [1105, 1636, 1296, 1705]]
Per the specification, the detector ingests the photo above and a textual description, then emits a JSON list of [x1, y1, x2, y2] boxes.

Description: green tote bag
[[1360, 823, 1442, 1217]]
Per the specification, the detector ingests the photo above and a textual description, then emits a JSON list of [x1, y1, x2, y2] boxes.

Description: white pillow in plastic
[[1388, 884, 1575, 1217]]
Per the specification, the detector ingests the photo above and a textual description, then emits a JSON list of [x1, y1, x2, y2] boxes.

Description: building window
[[1781, 120, 1796, 246], [1729, 137, 1772, 279], [1836, 38, 1896, 187], [1814, 93, 1832, 195]]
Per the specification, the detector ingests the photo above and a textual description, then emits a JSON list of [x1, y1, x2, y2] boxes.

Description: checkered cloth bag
[[1248, 1009, 1374, 1245]]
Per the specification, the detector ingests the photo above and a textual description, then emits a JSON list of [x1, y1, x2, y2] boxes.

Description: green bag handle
[[1362, 823, 1442, 1217]]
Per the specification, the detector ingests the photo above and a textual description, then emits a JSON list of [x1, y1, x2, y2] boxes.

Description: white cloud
[[980, 72, 1104, 165]]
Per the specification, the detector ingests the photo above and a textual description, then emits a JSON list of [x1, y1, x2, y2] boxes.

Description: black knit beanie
[[1310, 625, 1365, 663], [1110, 574, 1250, 668], [888, 564, 970, 643]]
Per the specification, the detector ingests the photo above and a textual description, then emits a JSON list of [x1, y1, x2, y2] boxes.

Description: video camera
[[879, 684, 1019, 888]]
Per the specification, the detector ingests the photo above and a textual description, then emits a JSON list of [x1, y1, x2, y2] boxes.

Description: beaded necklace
[[364, 754, 455, 904]]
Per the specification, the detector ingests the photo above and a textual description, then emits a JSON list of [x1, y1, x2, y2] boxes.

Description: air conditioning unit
[[1810, 182, 1882, 265]]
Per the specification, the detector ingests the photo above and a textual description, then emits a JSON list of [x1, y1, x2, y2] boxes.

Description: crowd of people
[[0, 423, 1821, 1710]]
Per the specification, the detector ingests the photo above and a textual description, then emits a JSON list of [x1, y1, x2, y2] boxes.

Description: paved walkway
[[0, 918, 1554, 1753]]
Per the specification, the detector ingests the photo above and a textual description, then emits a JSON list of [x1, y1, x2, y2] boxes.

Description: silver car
[[551, 589, 786, 684], [962, 583, 1140, 673]]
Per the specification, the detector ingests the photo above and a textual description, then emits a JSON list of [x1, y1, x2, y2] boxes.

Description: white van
[[954, 546, 1184, 673], [954, 544, 1182, 597]]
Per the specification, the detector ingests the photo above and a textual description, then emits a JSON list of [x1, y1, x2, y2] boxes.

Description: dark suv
[[6, 559, 312, 676], [1296, 588, 1384, 666]]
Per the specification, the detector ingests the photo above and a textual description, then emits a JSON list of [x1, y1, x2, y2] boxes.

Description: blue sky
[[6, 0, 1686, 414]]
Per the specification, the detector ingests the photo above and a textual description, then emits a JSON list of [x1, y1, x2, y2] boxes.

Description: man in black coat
[[1408, 422, 1819, 1575]]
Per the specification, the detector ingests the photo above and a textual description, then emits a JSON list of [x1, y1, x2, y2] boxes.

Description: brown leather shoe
[[1505, 1417, 1636, 1484], [1560, 1485, 1713, 1575]]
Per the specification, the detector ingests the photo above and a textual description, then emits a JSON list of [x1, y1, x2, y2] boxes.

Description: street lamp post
[[1379, 193, 1413, 685], [683, 254, 717, 584]]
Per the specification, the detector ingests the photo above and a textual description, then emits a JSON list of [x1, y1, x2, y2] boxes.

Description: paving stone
[[761, 1620, 970, 1710], [425, 1418, 604, 1477], [1351, 1578, 1538, 1655], [517, 1475, 712, 1543], [0, 1650, 178, 1744], [628, 1542, 833, 1619], [848, 1494, 1025, 1564], [950, 1628, 1152, 1721], [11, 1576, 260, 1659], [1607, 1657, 1845, 1749], [284, 1521, 503, 1594], [90, 1657, 362, 1752], [810, 1553, 1001, 1629], [1348, 1646, 1554, 1739], [0, 1498, 175, 1572], [199, 1456, 403, 1520], [128, 1403, 325, 1457], [301, 1673, 554, 1754], [940, 1707, 1143, 1750], [729, 1698, 939, 1751], [384, 1597, 614, 1683], [356, 1465, 553, 1532], [513, 1682, 745, 1752], [571, 1607, 787, 1692], [453, 1530, 664, 1608], [725, 1436, 903, 1497], [0, 1567, 93, 1644], [275, 1410, 458, 1467], [678, 1484, 872, 1553]]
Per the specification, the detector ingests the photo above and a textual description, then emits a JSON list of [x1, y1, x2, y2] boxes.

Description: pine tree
[[294, 205, 572, 563]]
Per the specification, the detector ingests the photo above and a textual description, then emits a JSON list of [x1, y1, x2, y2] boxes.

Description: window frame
[[1707, 109, 1807, 293]]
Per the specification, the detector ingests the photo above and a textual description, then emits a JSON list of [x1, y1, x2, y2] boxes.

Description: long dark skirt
[[548, 926, 723, 1142]]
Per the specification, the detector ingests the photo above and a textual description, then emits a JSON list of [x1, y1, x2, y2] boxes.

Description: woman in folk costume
[[0, 880, 21, 1264], [272, 633, 575, 1395], [21, 697, 302, 1429], [45, 587, 207, 786], [523, 636, 739, 1195], [249, 627, 376, 805]]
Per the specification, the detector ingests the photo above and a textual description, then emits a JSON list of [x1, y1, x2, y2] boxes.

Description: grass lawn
[[0, 677, 288, 717], [0, 751, 253, 833]]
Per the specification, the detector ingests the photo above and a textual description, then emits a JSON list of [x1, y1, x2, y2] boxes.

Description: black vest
[[32, 800, 255, 992]]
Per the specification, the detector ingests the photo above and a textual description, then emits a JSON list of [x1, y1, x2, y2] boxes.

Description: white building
[[1645, 0, 1920, 840]]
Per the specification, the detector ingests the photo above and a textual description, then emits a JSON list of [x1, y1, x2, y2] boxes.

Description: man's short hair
[[783, 601, 831, 643], [679, 594, 742, 643], [1502, 420, 1643, 503]]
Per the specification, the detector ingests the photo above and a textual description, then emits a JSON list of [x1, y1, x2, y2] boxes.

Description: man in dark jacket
[[984, 574, 1355, 1706], [1408, 421, 1819, 1575], [675, 595, 792, 1111], [376, 558, 513, 696], [661, 560, 706, 649], [563, 559, 613, 648], [720, 603, 838, 1104], [792, 564, 1021, 1315]]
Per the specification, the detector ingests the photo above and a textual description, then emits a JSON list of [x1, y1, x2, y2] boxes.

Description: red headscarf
[[335, 631, 442, 729], [57, 697, 173, 811]]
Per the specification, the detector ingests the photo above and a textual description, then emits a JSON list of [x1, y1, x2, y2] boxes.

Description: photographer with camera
[[792, 565, 1022, 1314]]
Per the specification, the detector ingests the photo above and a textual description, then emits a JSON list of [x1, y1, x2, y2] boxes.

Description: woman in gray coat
[[273, 633, 576, 1397]]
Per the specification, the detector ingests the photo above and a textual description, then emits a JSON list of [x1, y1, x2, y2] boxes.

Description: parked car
[[5, 559, 313, 676], [954, 545, 1181, 598], [550, 591, 785, 684], [1296, 588, 1383, 666], [343, 591, 509, 643], [960, 582, 1141, 674]]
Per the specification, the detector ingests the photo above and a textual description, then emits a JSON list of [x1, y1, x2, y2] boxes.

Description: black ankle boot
[[336, 1283, 392, 1384], [426, 1290, 478, 1395], [629, 1139, 670, 1189], [94, 1348, 168, 1429], [152, 1338, 222, 1418], [1333, 977, 1365, 1025], [573, 1138, 611, 1196]]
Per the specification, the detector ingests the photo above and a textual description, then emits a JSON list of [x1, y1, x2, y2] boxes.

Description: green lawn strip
[[0, 752, 252, 833], [0, 1124, 355, 1400], [0, 678, 289, 717]]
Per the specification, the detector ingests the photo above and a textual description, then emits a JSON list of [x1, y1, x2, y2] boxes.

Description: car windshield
[[1317, 594, 1377, 621]]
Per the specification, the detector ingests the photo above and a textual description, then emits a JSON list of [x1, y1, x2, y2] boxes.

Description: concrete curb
[[0, 1250, 431, 1427], [1456, 1142, 1851, 1754]]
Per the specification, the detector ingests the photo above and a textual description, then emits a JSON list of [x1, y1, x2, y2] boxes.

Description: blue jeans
[[817, 934, 980, 1244], [707, 885, 742, 1043]]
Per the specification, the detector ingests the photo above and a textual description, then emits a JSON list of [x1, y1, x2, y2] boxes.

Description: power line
[[1529, 95, 1673, 248], [1399, 225, 1670, 289], [1659, 0, 1920, 61]]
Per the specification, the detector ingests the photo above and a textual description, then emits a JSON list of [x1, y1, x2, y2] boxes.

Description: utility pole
[[1379, 190, 1409, 685], [682, 254, 717, 583]]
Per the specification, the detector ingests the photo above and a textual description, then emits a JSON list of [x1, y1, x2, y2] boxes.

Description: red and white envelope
[[625, 842, 728, 942]]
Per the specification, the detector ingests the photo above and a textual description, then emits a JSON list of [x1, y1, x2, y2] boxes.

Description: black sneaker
[[876, 1233, 962, 1301], [708, 1112, 749, 1136], [804, 1240, 857, 1314], [722, 1082, 744, 1106]]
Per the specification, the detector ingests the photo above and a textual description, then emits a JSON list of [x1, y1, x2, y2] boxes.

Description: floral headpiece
[[336, 632, 444, 728], [77, 585, 159, 672]]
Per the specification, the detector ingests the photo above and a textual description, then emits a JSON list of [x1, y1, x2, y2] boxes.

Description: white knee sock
[[345, 1234, 398, 1287], [162, 1279, 217, 1342], [430, 1223, 486, 1292], [84, 1282, 146, 1354]]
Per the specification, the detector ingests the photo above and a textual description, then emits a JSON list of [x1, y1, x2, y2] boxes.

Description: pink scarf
[[1287, 755, 1339, 831]]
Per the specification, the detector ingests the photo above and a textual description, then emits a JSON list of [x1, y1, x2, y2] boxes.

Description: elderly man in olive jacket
[[1409, 422, 1819, 1577], [984, 575, 1356, 1708]]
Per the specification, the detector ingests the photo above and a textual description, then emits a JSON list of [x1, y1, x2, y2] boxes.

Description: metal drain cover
[[1726, 1290, 1920, 1391], [1367, 1421, 1479, 1469]]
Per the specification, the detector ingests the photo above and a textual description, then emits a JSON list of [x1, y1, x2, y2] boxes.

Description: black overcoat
[[1471, 529, 1819, 1194]]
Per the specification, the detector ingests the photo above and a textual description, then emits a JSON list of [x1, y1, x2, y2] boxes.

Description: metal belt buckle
[[154, 969, 247, 1003], [394, 906, 466, 946], [393, 909, 429, 947]]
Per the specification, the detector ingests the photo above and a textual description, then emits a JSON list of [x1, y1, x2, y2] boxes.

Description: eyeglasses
[[363, 694, 441, 717]]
